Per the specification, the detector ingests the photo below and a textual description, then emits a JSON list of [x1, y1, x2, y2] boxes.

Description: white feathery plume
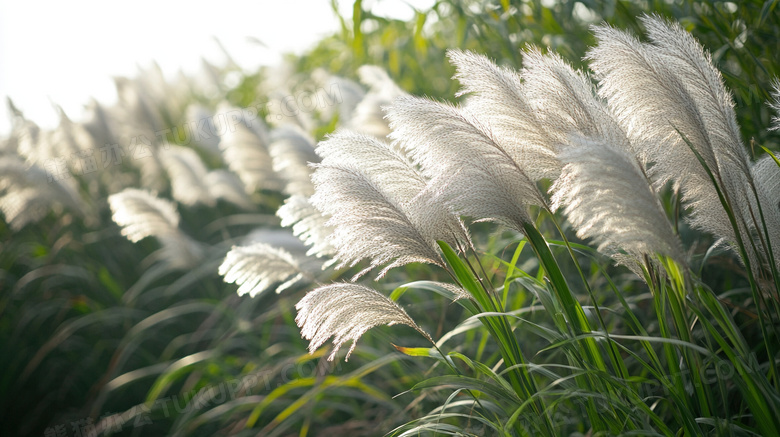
[[770, 80, 780, 131], [447, 49, 560, 180], [14, 120, 41, 162], [113, 76, 164, 139], [108, 188, 180, 241], [0, 188, 52, 230], [387, 95, 544, 232], [256, 61, 297, 100], [240, 228, 324, 275], [311, 130, 469, 278], [136, 147, 169, 193], [587, 21, 719, 174], [14, 118, 79, 168], [551, 137, 683, 265], [640, 16, 761, 262], [266, 89, 315, 132], [587, 18, 746, 258], [347, 65, 406, 138], [268, 125, 319, 197], [521, 47, 629, 154], [82, 99, 117, 148], [295, 282, 432, 361], [2, 102, 25, 153], [277, 194, 336, 260], [220, 228, 325, 296], [311, 68, 366, 122], [132, 61, 187, 122], [641, 15, 751, 176], [310, 161, 463, 279], [316, 130, 428, 205], [184, 104, 222, 157], [27, 124, 90, 175], [52, 105, 95, 154], [358, 65, 404, 97], [160, 146, 215, 207], [761, 84, 780, 268], [748, 155, 780, 270], [204, 170, 254, 210], [108, 188, 203, 268], [219, 242, 313, 297], [218, 115, 284, 193], [0, 156, 86, 230]]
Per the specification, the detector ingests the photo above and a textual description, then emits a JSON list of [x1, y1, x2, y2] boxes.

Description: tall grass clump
[[280, 14, 780, 436]]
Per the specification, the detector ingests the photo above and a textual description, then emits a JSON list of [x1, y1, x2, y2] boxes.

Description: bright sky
[[0, 0, 428, 135]]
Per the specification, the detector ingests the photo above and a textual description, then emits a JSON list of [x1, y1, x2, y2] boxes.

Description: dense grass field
[[2, 1, 780, 436]]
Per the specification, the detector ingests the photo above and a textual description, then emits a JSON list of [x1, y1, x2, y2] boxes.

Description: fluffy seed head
[[219, 242, 312, 297], [387, 95, 543, 231], [295, 282, 431, 361], [277, 194, 336, 260], [108, 188, 203, 268], [447, 49, 560, 180], [551, 137, 683, 265]]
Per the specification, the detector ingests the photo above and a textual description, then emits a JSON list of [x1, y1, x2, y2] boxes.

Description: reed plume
[[295, 282, 432, 361]]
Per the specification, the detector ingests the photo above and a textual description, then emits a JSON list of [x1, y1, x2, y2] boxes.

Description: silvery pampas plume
[[219, 241, 317, 297], [17, 126, 70, 166], [551, 138, 683, 266], [113, 76, 164, 140], [277, 194, 336, 260], [266, 89, 315, 133], [132, 61, 188, 122], [161, 146, 252, 209], [218, 114, 284, 193], [588, 19, 717, 174], [82, 99, 118, 155], [160, 146, 215, 207], [108, 188, 178, 241], [520, 47, 629, 155], [109, 188, 203, 269], [387, 95, 544, 232], [0, 188, 50, 231], [269, 125, 319, 197], [184, 104, 222, 157], [641, 16, 760, 252], [587, 16, 753, 260], [311, 68, 366, 123], [0, 156, 86, 230], [748, 155, 780, 270], [316, 130, 428, 205], [133, 145, 168, 193], [447, 49, 559, 180], [13, 119, 41, 161], [52, 106, 95, 155], [295, 282, 432, 361], [358, 65, 404, 98], [311, 131, 468, 279], [203, 170, 254, 210], [770, 80, 780, 131], [347, 65, 406, 138], [310, 164, 457, 279], [641, 15, 750, 175]]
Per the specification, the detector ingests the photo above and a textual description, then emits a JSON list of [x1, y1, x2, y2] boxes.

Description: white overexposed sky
[[0, 0, 430, 135]]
